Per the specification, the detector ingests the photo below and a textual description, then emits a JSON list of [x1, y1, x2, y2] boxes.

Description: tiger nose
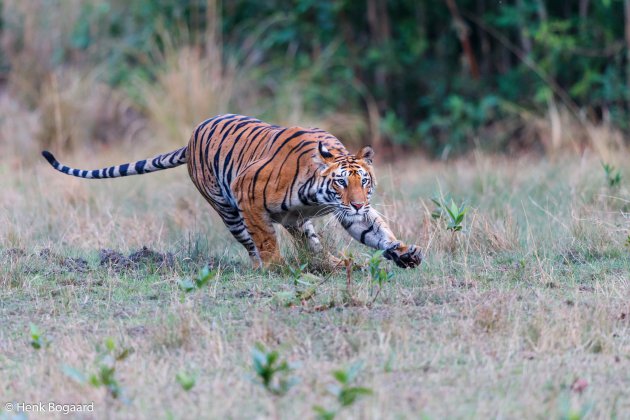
[[351, 201, 364, 210]]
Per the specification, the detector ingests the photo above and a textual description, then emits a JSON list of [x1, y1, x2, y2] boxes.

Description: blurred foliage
[[1, 0, 629, 156]]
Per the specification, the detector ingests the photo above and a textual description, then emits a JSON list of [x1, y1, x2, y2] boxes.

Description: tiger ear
[[315, 141, 335, 166], [357, 146, 374, 165]]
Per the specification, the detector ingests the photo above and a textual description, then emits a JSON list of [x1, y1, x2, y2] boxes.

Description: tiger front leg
[[340, 208, 422, 268]]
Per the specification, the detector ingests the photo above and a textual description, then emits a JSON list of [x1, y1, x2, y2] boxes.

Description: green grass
[[1, 154, 629, 419]]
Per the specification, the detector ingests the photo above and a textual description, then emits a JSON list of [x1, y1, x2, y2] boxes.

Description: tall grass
[[2, 0, 83, 106], [136, 43, 244, 147]]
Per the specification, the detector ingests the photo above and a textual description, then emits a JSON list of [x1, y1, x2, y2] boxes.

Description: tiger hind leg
[[239, 209, 282, 268], [198, 196, 261, 267], [219, 208, 262, 267]]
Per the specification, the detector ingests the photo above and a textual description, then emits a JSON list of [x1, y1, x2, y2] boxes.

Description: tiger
[[42, 114, 423, 269]]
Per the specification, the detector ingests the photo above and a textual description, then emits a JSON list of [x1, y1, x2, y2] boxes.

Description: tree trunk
[[444, 0, 480, 79]]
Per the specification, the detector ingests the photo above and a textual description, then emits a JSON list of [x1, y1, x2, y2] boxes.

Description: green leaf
[[89, 374, 101, 387], [371, 250, 385, 259], [313, 406, 336, 420], [449, 201, 459, 217], [332, 369, 348, 384], [252, 349, 266, 375], [267, 351, 279, 366], [195, 267, 216, 288], [338, 386, 373, 406], [176, 371, 196, 391], [29, 323, 49, 350], [104, 337, 115, 353]]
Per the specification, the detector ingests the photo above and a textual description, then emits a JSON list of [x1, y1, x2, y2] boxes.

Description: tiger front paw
[[383, 244, 423, 269]]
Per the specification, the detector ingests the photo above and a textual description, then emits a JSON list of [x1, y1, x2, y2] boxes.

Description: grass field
[[1, 150, 629, 419]]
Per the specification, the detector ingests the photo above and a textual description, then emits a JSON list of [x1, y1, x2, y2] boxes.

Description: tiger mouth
[[337, 207, 369, 219]]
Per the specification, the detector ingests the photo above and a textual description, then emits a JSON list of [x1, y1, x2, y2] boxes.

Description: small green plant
[[175, 371, 196, 391], [289, 263, 319, 302], [625, 235, 630, 249], [29, 323, 50, 350], [368, 250, 394, 303], [251, 343, 298, 397], [177, 266, 216, 293], [63, 338, 131, 402], [288, 263, 308, 285], [431, 196, 469, 232], [602, 162, 622, 188], [274, 263, 319, 307], [313, 362, 373, 420]]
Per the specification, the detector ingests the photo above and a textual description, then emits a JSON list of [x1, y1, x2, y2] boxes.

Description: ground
[[1, 152, 629, 419]]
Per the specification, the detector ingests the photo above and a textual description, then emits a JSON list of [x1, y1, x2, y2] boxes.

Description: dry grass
[[1, 0, 83, 106], [1, 143, 629, 419], [1, 3, 627, 417], [137, 43, 243, 147], [133, 30, 368, 151]]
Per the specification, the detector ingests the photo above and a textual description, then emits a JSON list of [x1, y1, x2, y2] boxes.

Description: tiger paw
[[383, 244, 423, 268]]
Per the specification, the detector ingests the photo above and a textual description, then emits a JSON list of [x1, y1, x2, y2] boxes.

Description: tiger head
[[316, 142, 375, 218]]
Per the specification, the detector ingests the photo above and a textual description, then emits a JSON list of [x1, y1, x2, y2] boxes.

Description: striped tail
[[41, 147, 188, 179]]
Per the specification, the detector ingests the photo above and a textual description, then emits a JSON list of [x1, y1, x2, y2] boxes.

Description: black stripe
[[213, 115, 251, 178], [119, 164, 129, 176], [195, 115, 220, 139], [249, 129, 298, 199], [178, 147, 187, 162], [201, 114, 235, 175], [213, 118, 241, 181], [283, 144, 316, 207], [223, 123, 260, 196], [246, 127, 278, 164], [229, 227, 246, 236], [234, 125, 270, 172], [360, 225, 374, 244], [135, 160, 146, 174], [167, 151, 178, 165]]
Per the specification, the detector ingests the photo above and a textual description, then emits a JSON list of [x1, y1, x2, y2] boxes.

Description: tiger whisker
[[370, 207, 395, 224]]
